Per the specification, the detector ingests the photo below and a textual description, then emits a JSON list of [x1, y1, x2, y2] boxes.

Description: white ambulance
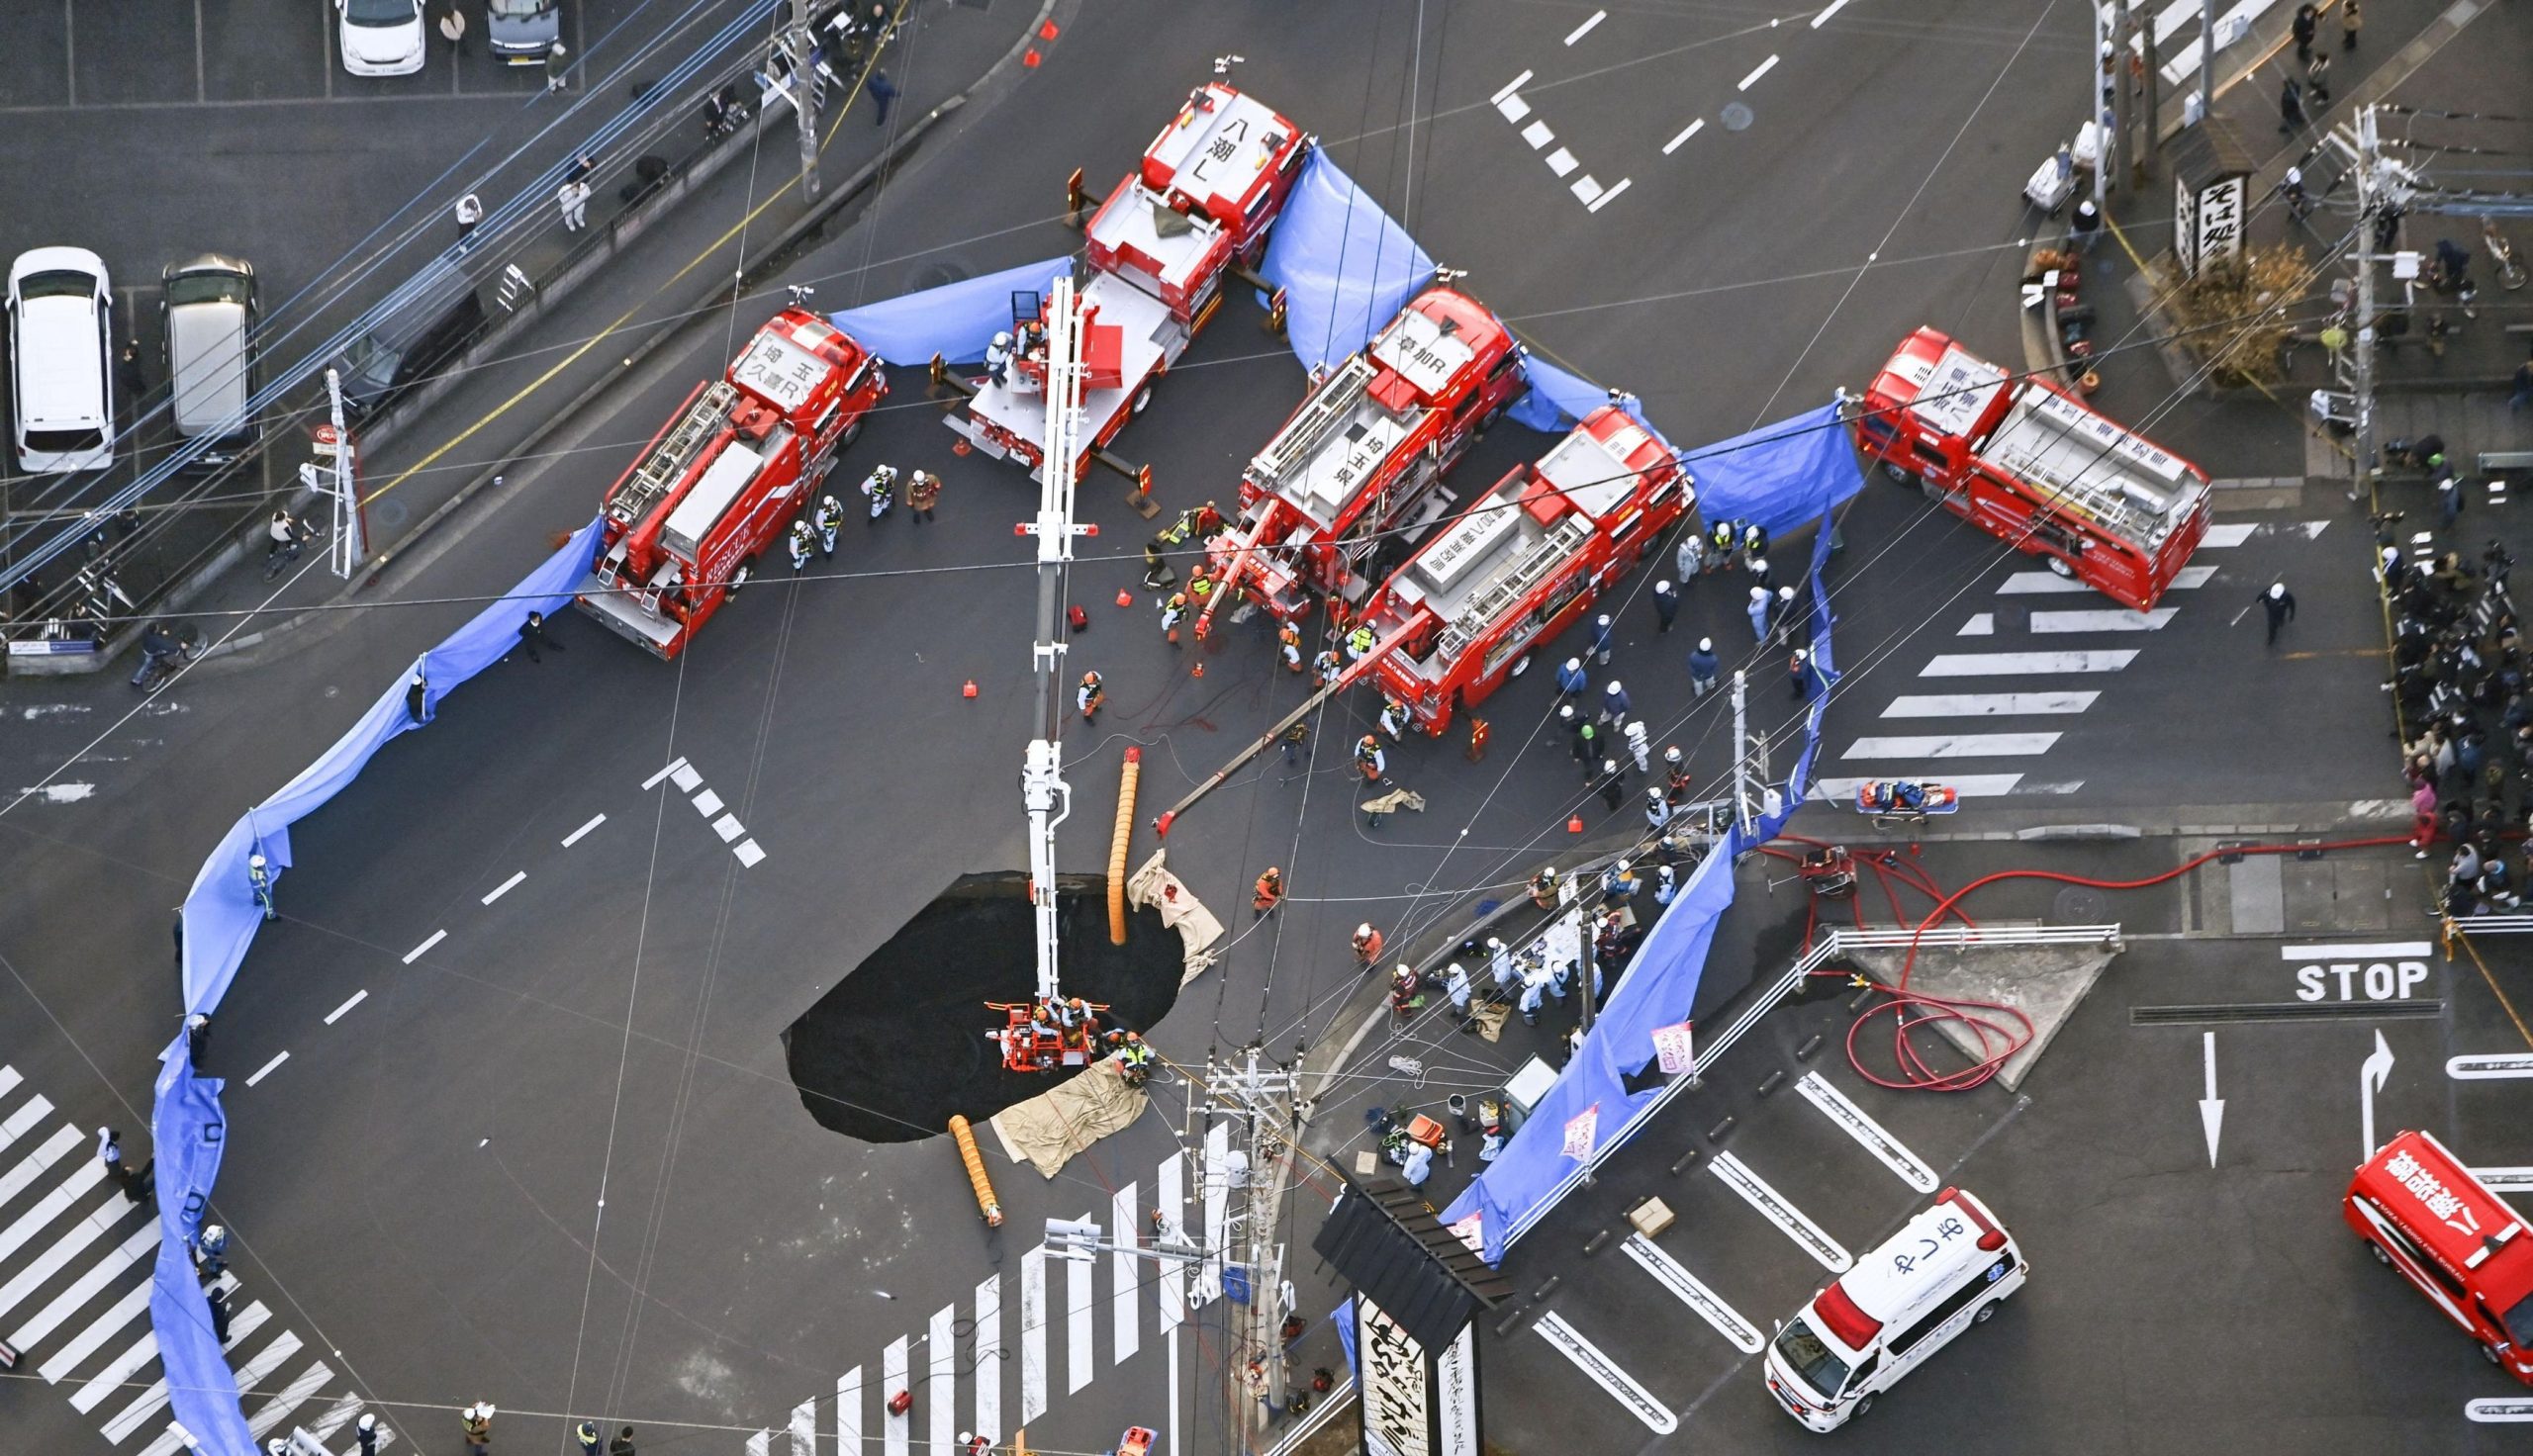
[[1764, 1187, 2027, 1430]]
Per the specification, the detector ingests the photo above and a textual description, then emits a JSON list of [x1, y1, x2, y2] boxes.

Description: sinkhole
[[782, 871, 1186, 1143]]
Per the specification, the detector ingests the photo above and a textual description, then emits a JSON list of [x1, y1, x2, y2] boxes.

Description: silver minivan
[[161, 253, 260, 466], [487, 0, 561, 62]]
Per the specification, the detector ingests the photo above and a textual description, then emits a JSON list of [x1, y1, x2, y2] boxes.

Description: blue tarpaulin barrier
[[151, 516, 604, 1456], [827, 254, 1076, 368], [1685, 404, 1864, 541], [1258, 151, 1436, 374], [1439, 425, 1846, 1264]]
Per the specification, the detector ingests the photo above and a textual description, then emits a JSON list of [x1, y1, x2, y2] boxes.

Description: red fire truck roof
[[2356, 1131, 2533, 1311], [1140, 83, 1304, 229], [1246, 289, 1511, 529], [729, 309, 861, 422]]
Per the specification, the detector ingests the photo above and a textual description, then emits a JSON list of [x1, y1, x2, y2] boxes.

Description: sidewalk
[[174, 0, 1053, 668]]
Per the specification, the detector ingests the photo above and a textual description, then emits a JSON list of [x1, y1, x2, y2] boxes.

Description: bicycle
[[261, 517, 322, 582], [2486, 217, 2528, 292], [130, 621, 200, 691]]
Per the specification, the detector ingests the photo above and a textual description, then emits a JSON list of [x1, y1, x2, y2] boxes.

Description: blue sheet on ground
[[1259, 151, 1436, 373], [827, 255, 1077, 368], [1439, 433, 1846, 1264], [154, 516, 603, 1456], [1686, 403, 1864, 540]]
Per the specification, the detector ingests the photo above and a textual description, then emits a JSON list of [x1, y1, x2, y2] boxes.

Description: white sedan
[[336, 0, 425, 76]]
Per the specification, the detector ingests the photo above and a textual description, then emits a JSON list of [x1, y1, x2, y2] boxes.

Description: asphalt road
[[1, 2, 2523, 1455]]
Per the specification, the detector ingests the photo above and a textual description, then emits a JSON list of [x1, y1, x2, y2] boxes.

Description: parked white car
[[337, 0, 426, 76], [7, 247, 117, 474]]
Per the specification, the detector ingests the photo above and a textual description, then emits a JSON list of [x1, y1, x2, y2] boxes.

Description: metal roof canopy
[[1312, 1175, 1512, 1351]]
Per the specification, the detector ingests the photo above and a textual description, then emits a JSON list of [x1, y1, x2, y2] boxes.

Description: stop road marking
[[2281, 942, 2432, 1003]]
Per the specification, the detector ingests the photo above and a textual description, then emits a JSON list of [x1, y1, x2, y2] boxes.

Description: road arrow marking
[[2467, 1398, 2533, 1422], [2448, 1053, 2533, 1079], [2361, 1030, 2395, 1160], [2199, 1031, 2224, 1168]]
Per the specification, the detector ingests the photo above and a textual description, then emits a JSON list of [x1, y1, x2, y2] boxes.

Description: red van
[[2345, 1130, 2533, 1384]]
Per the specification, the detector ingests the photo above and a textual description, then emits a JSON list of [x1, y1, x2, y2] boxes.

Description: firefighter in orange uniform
[[1253, 867, 1284, 917]]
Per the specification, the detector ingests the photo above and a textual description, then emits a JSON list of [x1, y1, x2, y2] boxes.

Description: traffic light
[[1044, 1217, 1103, 1262]]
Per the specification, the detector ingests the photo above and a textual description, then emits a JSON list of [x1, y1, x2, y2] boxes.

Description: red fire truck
[[575, 305, 886, 657], [943, 82, 1311, 484], [2346, 1129, 2533, 1385], [1201, 286, 1528, 633], [1349, 406, 1687, 734], [1852, 326, 2211, 612]]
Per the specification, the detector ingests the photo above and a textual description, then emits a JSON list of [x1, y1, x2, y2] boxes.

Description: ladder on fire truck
[[1247, 356, 1375, 492], [592, 380, 741, 599]]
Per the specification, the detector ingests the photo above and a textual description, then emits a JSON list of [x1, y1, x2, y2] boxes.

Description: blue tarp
[[827, 255, 1076, 368], [1684, 404, 1864, 541], [1258, 152, 1436, 374], [153, 516, 604, 1456], [1439, 416, 1847, 1264]]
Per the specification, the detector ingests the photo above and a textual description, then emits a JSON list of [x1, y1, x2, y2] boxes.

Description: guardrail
[[2448, 916, 2533, 936]]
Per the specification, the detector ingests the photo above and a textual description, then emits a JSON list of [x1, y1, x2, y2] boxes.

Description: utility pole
[[1207, 1046, 1298, 1440], [2092, 1, 2111, 216], [2196, 0, 2215, 128], [2133, 2, 2159, 186], [2350, 104, 2381, 504], [1730, 669, 1751, 836], [786, 0, 821, 197]]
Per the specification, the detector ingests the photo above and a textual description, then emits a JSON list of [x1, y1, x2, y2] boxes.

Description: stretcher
[[1854, 779, 1960, 827]]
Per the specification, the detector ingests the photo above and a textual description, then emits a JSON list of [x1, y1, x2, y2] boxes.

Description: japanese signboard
[[1359, 1298, 1430, 1456], [1560, 1102, 1600, 1161], [1650, 1021, 1696, 1076]]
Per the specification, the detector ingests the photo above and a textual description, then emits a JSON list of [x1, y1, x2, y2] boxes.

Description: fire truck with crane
[[1195, 285, 1529, 640], [1851, 326, 2211, 612], [574, 297, 886, 657], [936, 80, 1312, 487], [1348, 404, 1690, 735]]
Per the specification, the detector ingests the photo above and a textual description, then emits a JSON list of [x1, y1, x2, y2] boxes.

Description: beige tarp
[[1126, 849, 1224, 986], [989, 1059, 1150, 1179]]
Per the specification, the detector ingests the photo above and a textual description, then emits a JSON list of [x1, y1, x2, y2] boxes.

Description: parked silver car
[[487, 0, 561, 63]]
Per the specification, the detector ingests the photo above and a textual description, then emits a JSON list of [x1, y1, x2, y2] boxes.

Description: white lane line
[[1842, 733, 2061, 760], [2201, 522, 2256, 548], [1661, 118, 1703, 154], [1167, 1326, 1180, 1456], [1545, 147, 1579, 177], [1563, 9, 1606, 45], [1795, 1072, 1939, 1191], [693, 788, 725, 816], [641, 757, 690, 790], [561, 812, 607, 847], [2467, 1398, 2533, 1422], [244, 1051, 289, 1087], [2028, 607, 2179, 633], [973, 1277, 1000, 1441], [1958, 612, 1994, 635], [1570, 174, 1603, 204], [105, 1379, 173, 1444], [2281, 942, 2433, 959], [0, 1119, 76, 1210], [1811, 0, 1852, 26], [1491, 69, 1533, 105], [836, 1367, 863, 1456], [325, 990, 368, 1025], [1814, 774, 2031, 800], [244, 1359, 334, 1439], [1157, 1152, 1185, 1331], [1921, 650, 2137, 676], [35, 1269, 152, 1382], [711, 814, 745, 844], [1495, 94, 1531, 122], [734, 840, 767, 867], [481, 870, 526, 905], [403, 930, 447, 963], [1531, 1312, 1677, 1433], [2473, 1168, 2533, 1190], [1881, 691, 2097, 718], [1066, 1211, 1094, 1394], [1710, 1151, 1852, 1270], [9, 1220, 156, 1349], [791, 1400, 816, 1456], [308, 1394, 363, 1442], [928, 1304, 957, 1456], [1621, 1233, 1763, 1353], [1020, 1246, 1048, 1424], [883, 1336, 910, 1456], [1586, 178, 1632, 213], [1112, 1181, 1140, 1364], [1736, 54, 1779, 90], [1521, 119, 1555, 149]]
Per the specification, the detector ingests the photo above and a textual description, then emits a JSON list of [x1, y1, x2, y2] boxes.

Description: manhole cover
[[369, 498, 410, 531], [1721, 102, 1754, 132], [2053, 886, 2109, 923]]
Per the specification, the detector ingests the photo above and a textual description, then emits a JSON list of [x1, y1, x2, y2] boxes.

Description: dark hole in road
[[783, 870, 1185, 1142]]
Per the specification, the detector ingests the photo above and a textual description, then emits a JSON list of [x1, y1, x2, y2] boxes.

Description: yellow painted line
[[366, 1, 911, 508]]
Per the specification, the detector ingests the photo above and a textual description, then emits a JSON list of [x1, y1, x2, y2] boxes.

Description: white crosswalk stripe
[[1998, 563, 2218, 594], [1920, 650, 2137, 676], [1843, 733, 2059, 760], [0, 1067, 347, 1456], [2027, 607, 2177, 633], [1881, 692, 2097, 717], [1813, 774, 2043, 800]]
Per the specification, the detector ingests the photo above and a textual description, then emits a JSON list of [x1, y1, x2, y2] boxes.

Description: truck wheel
[[2371, 1243, 2392, 1267], [1132, 383, 1155, 414], [1882, 460, 1917, 487], [1508, 653, 1532, 679], [1480, 401, 1507, 432], [841, 418, 863, 449], [1851, 1396, 1874, 1419], [730, 559, 755, 594], [2486, 1342, 2505, 1367], [1973, 1301, 1997, 1323], [2045, 555, 2075, 579]]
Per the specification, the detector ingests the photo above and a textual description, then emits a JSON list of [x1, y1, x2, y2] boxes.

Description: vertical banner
[[1434, 1323, 1480, 1456], [1357, 1298, 1431, 1456]]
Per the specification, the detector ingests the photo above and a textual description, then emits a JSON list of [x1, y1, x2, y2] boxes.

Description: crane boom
[[1021, 275, 1094, 1002]]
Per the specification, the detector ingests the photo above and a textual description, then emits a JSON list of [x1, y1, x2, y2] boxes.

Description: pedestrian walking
[[2342, 0, 2361, 48], [1789, 648, 1815, 701], [1554, 656, 1588, 698], [2409, 777, 2438, 857], [557, 178, 591, 231], [907, 469, 942, 523], [1597, 759, 1626, 812], [460, 1403, 495, 1456], [2510, 356, 2533, 413], [577, 1422, 603, 1456], [118, 339, 147, 402], [608, 1428, 637, 1456], [2292, 3, 2317, 62], [516, 610, 565, 664], [1598, 679, 1631, 727], [246, 853, 276, 921], [453, 193, 484, 246], [356, 1414, 382, 1456], [1279, 720, 1308, 766], [1353, 923, 1385, 969], [98, 1127, 123, 1179], [437, 4, 465, 57], [1651, 580, 1680, 632], [1590, 613, 1615, 667], [2279, 76, 2305, 134], [2436, 467, 2463, 528], [1077, 671, 1103, 723], [2305, 51, 2331, 107], [814, 495, 844, 554], [1745, 586, 1770, 644], [2070, 197, 2102, 252], [2256, 583, 2297, 647], [207, 1283, 231, 1344], [1253, 867, 1284, 917], [868, 69, 898, 127], [1688, 637, 1720, 697], [545, 40, 570, 91], [1674, 532, 1705, 582]]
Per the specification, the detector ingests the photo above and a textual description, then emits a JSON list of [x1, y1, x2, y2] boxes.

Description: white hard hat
[[1615, 858, 1632, 872], [1655, 580, 1672, 592], [1778, 585, 1796, 600], [1793, 648, 1808, 661], [1606, 680, 1623, 694], [202, 1224, 225, 1244], [1665, 745, 1682, 764], [2286, 165, 2302, 185], [1596, 613, 1611, 626], [992, 330, 1011, 347], [1356, 923, 1373, 938], [1647, 787, 1664, 801], [1749, 587, 1767, 603], [1487, 937, 1504, 950], [2268, 583, 2286, 599], [1625, 720, 1646, 738], [960, 1435, 975, 1447], [247, 853, 265, 868], [1698, 636, 1713, 651], [1558, 703, 1574, 720], [358, 1415, 377, 1432], [1563, 657, 1581, 672]]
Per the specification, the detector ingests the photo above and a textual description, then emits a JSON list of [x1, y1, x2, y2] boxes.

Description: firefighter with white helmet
[[1623, 719, 1651, 774], [787, 518, 815, 572], [246, 853, 276, 921], [1645, 786, 1672, 832], [1664, 744, 1693, 803], [863, 463, 899, 519], [985, 330, 1013, 387], [813, 495, 844, 555]]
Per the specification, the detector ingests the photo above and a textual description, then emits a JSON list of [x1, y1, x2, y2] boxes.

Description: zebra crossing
[[1817, 516, 2325, 802], [740, 1140, 1233, 1456], [0, 1065, 396, 1456]]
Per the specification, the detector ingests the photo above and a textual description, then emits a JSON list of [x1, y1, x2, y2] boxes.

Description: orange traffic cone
[[963, 681, 979, 698], [1116, 588, 1134, 607], [1567, 816, 1584, 834]]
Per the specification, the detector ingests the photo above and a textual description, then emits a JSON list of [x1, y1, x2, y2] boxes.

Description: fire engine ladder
[[595, 381, 739, 589], [1248, 356, 1375, 492], [1017, 275, 1097, 1005], [1434, 516, 1593, 662]]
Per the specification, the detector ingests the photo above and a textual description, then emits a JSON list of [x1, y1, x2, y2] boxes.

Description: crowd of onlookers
[[2387, 502, 2525, 914]]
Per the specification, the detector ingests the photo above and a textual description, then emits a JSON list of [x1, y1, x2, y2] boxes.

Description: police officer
[[577, 1421, 604, 1456], [246, 854, 276, 921], [1651, 580, 1680, 632], [1555, 656, 1588, 697], [1598, 680, 1631, 728], [813, 495, 844, 555], [1590, 613, 1616, 667], [788, 518, 815, 572]]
